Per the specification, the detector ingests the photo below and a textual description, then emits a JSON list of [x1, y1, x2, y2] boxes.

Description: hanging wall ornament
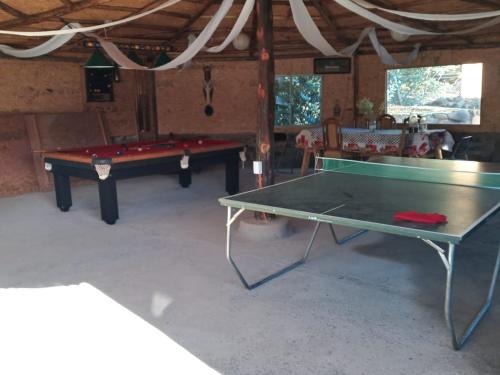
[[203, 65, 214, 117]]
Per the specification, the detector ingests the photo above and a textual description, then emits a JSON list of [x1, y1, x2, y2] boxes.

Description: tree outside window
[[275, 75, 322, 127], [386, 63, 482, 125]]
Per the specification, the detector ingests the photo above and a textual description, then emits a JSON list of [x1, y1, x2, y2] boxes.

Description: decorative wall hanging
[[203, 65, 214, 117], [314, 57, 351, 74]]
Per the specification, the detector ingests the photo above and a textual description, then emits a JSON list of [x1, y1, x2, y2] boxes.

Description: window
[[386, 63, 482, 125], [275, 75, 321, 126]]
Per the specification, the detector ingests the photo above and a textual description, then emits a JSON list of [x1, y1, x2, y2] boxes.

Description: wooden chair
[[377, 114, 397, 129], [360, 122, 408, 159], [297, 125, 324, 176], [445, 135, 473, 160], [322, 117, 342, 158]]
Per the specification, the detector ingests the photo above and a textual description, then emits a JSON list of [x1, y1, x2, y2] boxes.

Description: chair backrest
[[378, 114, 397, 129], [322, 117, 341, 150], [450, 135, 473, 160]]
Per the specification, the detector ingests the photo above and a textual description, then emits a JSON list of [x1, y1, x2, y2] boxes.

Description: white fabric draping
[[0, 0, 182, 37], [333, 0, 500, 36], [205, 0, 254, 53], [289, 0, 420, 65], [0, 23, 79, 58], [182, 33, 197, 69], [87, 0, 236, 70], [352, 0, 500, 21], [0, 0, 498, 68], [0, 0, 253, 71], [89, 0, 254, 69]]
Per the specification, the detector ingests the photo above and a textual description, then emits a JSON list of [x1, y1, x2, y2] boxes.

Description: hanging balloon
[[390, 30, 410, 42], [232, 32, 250, 50]]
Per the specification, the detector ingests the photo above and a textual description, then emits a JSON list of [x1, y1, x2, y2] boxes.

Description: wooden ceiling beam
[[0, 1, 27, 18], [458, 0, 500, 9], [0, 0, 112, 29], [167, 0, 218, 42], [55, 18, 178, 33], [92, 4, 191, 20], [311, 0, 353, 46], [370, 0, 474, 44]]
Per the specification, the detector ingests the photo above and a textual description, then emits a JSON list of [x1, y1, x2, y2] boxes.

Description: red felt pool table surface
[[43, 139, 243, 164]]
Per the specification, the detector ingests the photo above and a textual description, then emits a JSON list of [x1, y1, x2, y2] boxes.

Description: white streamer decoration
[[352, 0, 500, 22], [0, 0, 182, 36], [333, 0, 500, 36], [289, 0, 420, 65], [205, 0, 254, 53], [0, 0, 499, 68], [0, 23, 79, 58], [87, 0, 253, 70]]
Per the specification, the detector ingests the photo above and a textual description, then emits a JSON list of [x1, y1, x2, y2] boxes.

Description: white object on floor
[[0, 283, 219, 375]]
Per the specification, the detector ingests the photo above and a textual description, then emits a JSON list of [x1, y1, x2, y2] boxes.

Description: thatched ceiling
[[0, 0, 499, 62]]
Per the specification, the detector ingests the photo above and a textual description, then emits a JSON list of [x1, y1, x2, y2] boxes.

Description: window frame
[[384, 63, 483, 126], [274, 73, 323, 128]]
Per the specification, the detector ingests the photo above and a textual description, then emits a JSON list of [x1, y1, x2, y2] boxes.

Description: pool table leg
[[98, 178, 119, 225], [225, 155, 240, 195], [179, 168, 192, 188], [53, 174, 72, 212]]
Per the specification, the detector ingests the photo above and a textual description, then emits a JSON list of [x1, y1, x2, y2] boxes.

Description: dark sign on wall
[[85, 68, 114, 102], [314, 57, 351, 74]]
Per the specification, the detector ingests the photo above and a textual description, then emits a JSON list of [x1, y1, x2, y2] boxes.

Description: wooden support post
[[255, 0, 275, 191], [24, 114, 51, 191], [352, 54, 359, 128]]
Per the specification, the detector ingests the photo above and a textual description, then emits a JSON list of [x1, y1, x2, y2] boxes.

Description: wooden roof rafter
[[0, 0, 499, 61], [458, 0, 500, 9], [167, 0, 219, 42], [0, 0, 112, 29], [91, 4, 191, 20], [311, 0, 353, 46], [0, 1, 26, 19]]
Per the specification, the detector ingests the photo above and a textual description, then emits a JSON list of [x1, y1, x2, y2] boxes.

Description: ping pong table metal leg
[[328, 224, 368, 245], [439, 242, 500, 350], [225, 206, 321, 290]]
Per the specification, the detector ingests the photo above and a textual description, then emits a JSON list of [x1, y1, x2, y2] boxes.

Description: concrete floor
[[0, 165, 499, 375]]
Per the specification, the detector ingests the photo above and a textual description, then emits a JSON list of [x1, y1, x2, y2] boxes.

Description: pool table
[[44, 139, 244, 224]]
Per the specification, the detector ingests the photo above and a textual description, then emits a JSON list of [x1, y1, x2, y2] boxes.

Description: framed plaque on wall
[[314, 57, 351, 74], [85, 68, 114, 102]]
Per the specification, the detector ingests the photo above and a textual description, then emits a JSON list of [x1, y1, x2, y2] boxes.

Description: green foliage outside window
[[275, 75, 321, 126], [387, 65, 460, 107], [386, 64, 482, 125]]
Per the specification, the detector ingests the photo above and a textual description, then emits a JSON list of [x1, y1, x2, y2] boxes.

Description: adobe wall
[[0, 47, 499, 197], [0, 59, 138, 196], [155, 58, 355, 135]]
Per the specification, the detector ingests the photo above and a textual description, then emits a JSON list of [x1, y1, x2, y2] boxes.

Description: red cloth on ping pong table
[[394, 211, 448, 224]]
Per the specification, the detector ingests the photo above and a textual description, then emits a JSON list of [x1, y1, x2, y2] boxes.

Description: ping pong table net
[[314, 157, 500, 190]]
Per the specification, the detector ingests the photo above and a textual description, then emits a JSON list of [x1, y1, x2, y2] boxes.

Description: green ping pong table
[[219, 156, 500, 350]]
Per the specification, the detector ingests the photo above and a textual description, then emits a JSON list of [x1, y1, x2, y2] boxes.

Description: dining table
[[340, 128, 455, 159], [295, 126, 456, 176]]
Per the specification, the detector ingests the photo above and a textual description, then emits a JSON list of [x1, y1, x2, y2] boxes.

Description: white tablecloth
[[340, 128, 454, 156]]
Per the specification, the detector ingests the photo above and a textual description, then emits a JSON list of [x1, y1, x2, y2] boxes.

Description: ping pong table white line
[[315, 156, 500, 177], [320, 203, 346, 215], [219, 170, 320, 200]]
